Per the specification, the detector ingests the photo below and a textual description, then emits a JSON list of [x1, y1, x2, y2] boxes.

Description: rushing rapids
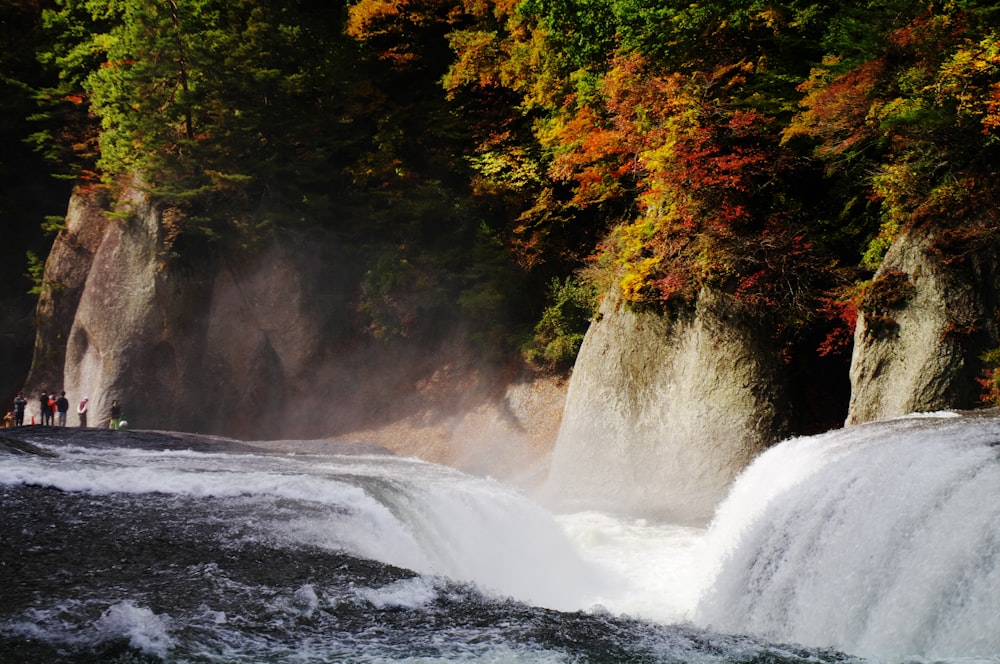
[[695, 411, 1000, 660], [1, 412, 999, 662]]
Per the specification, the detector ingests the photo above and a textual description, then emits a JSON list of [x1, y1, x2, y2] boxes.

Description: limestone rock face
[[846, 228, 1000, 424], [543, 288, 790, 524]]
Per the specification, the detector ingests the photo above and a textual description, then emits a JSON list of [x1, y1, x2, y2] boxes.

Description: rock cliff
[[847, 227, 1000, 423], [24, 186, 563, 489], [543, 288, 791, 523], [25, 192, 113, 400], [27, 186, 1000, 503]]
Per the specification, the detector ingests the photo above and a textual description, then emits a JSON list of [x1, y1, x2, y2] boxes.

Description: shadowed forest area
[[5, 0, 1000, 407]]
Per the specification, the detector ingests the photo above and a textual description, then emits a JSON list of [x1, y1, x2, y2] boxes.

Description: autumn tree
[[34, 0, 1000, 374], [787, 2, 1000, 267], [346, 0, 866, 368]]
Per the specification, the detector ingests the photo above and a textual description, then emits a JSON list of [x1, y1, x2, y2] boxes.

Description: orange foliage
[[783, 57, 884, 160], [544, 103, 632, 205], [346, 0, 462, 65], [538, 52, 805, 309]]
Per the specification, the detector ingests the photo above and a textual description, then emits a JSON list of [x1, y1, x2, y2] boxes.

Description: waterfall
[[0, 444, 614, 612], [5, 422, 1000, 661], [694, 411, 1000, 661]]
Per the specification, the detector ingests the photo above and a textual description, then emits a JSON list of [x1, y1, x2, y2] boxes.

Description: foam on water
[[557, 511, 708, 623], [95, 601, 175, 657], [0, 445, 615, 612], [4, 600, 175, 659], [356, 578, 440, 609], [694, 412, 1000, 661], [6, 417, 1000, 662]]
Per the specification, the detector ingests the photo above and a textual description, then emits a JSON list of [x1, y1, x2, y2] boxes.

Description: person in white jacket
[[77, 396, 89, 428]]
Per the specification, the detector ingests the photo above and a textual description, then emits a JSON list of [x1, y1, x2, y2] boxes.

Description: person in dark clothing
[[56, 391, 70, 427], [39, 391, 49, 425], [109, 400, 122, 430], [13, 392, 27, 426]]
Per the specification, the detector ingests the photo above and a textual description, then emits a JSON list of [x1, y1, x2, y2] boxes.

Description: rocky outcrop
[[846, 227, 1000, 424], [58, 185, 217, 432], [543, 288, 790, 524], [25, 191, 114, 398], [44, 184, 1000, 506], [25, 185, 565, 488]]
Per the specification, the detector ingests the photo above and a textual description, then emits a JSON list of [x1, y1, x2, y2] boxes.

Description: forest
[[3, 0, 1000, 401]]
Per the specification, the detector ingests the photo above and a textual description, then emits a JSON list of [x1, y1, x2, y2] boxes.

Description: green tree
[[39, 0, 376, 238], [0, 0, 77, 397]]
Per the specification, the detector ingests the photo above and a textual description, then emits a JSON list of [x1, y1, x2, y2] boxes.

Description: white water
[[693, 411, 1000, 661], [557, 512, 709, 623], [5, 412, 1000, 662], [0, 446, 617, 612]]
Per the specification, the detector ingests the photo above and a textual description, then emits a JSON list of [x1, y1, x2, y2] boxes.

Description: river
[[2, 412, 997, 662]]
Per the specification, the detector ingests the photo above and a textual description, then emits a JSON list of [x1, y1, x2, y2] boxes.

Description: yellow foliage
[[444, 30, 502, 93], [345, 0, 406, 39], [618, 256, 661, 303], [936, 35, 1000, 131]]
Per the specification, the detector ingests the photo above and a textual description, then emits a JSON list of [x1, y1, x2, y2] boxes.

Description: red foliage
[[788, 58, 885, 160], [546, 103, 633, 205], [816, 295, 858, 357]]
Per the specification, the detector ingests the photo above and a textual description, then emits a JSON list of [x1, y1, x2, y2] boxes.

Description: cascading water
[[3, 413, 1000, 662], [0, 435, 610, 613], [1, 428, 844, 663], [694, 411, 1000, 661]]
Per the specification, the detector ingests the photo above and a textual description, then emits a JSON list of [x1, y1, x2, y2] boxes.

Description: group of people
[[4, 391, 126, 429]]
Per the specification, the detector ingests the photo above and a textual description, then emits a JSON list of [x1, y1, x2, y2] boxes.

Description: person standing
[[56, 391, 70, 427], [47, 393, 57, 425], [77, 396, 89, 427], [109, 400, 122, 430], [13, 392, 27, 427], [38, 391, 48, 425]]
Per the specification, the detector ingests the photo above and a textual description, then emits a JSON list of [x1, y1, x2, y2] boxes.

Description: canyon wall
[[25, 186, 1000, 502], [26, 192, 114, 398]]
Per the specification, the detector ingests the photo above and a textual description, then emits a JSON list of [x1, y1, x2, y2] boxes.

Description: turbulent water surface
[[2, 413, 999, 662]]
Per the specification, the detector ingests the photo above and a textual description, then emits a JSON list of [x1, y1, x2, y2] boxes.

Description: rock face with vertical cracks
[[26, 192, 114, 396], [56, 190, 331, 437], [846, 227, 1000, 424], [544, 288, 790, 524], [25, 186, 564, 487]]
